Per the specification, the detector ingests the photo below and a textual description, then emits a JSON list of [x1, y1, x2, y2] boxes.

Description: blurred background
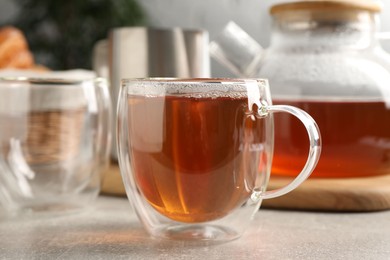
[[1, 0, 390, 76]]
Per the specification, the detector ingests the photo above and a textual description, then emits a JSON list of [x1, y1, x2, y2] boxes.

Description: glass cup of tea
[[0, 77, 111, 217], [117, 78, 321, 242]]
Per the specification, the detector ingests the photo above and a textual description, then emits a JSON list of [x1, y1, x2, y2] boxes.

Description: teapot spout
[[210, 21, 264, 77]]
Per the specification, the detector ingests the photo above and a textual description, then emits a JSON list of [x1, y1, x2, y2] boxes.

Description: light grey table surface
[[0, 195, 389, 260]]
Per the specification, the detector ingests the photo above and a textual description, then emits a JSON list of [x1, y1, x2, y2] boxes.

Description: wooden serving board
[[262, 175, 390, 212], [101, 162, 390, 212], [101, 162, 126, 196]]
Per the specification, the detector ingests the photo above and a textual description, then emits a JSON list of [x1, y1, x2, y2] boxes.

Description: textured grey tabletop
[[0, 196, 389, 260]]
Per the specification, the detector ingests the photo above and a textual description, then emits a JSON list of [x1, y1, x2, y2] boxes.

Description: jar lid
[[270, 0, 382, 14]]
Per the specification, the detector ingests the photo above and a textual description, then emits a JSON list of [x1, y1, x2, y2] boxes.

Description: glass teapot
[[210, 0, 390, 178]]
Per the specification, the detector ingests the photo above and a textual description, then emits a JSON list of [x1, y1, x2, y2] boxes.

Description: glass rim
[[121, 77, 268, 85], [0, 76, 103, 85]]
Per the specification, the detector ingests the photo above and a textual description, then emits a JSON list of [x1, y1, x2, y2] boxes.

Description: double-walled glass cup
[[117, 78, 321, 242], [0, 77, 111, 216]]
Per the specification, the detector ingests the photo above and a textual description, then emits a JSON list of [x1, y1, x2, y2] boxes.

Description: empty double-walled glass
[[0, 77, 111, 216]]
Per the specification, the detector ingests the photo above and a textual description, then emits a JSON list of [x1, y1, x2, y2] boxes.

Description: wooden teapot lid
[[270, 0, 382, 14]]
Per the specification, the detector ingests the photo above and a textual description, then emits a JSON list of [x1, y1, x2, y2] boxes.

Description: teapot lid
[[270, 0, 382, 14]]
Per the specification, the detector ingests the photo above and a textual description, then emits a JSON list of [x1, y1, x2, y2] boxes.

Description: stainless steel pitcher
[[93, 27, 210, 159]]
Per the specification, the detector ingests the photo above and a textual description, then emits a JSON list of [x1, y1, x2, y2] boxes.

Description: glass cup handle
[[258, 104, 321, 200]]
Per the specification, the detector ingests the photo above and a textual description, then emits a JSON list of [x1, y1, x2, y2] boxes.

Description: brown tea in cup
[[128, 94, 266, 222]]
